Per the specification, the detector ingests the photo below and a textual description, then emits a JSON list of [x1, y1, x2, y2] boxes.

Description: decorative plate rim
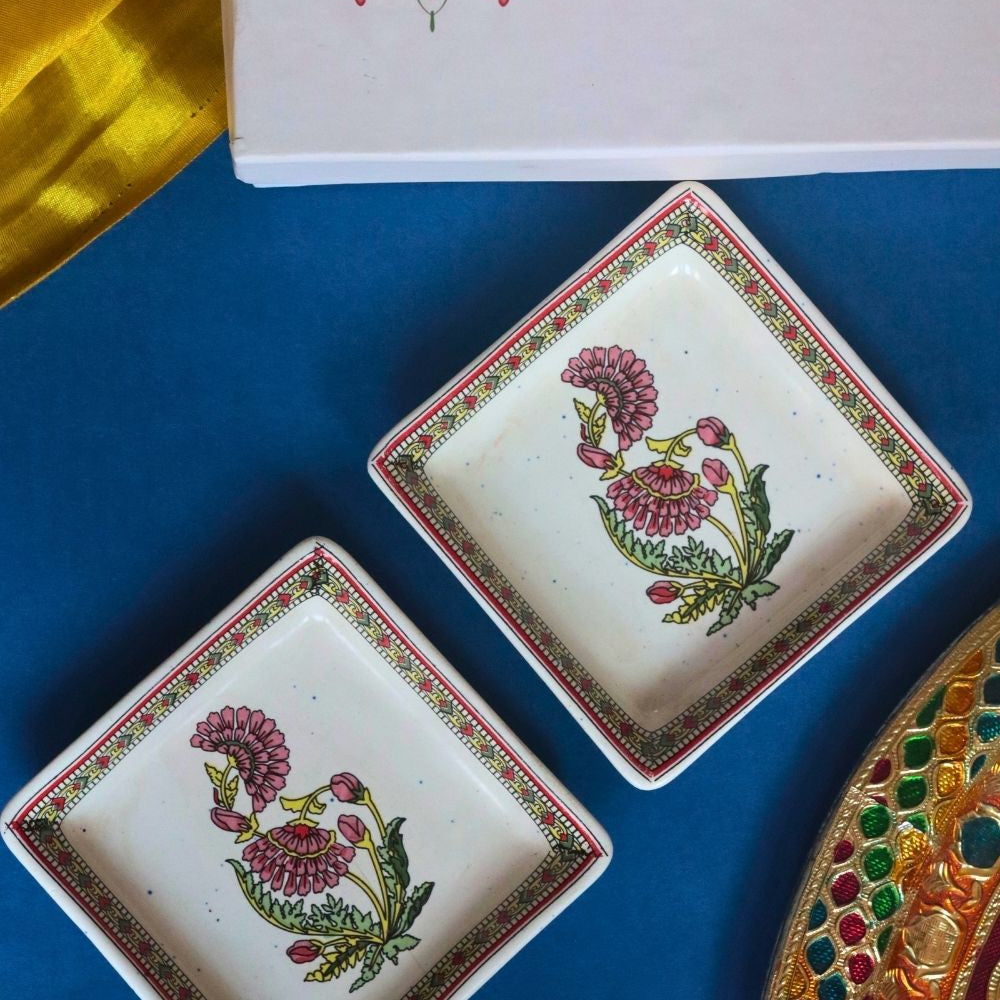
[[2, 537, 611, 1000], [368, 180, 972, 789]]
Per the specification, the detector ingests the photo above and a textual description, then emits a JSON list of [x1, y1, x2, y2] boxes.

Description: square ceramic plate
[[2, 539, 610, 1000], [370, 182, 971, 789]]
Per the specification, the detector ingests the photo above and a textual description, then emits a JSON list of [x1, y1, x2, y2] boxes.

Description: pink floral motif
[[606, 464, 718, 537], [193, 710, 434, 990], [563, 349, 794, 635], [190, 706, 290, 812], [561, 346, 658, 451], [577, 443, 616, 471], [242, 822, 355, 896]]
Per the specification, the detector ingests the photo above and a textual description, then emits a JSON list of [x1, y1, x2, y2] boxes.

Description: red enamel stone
[[839, 912, 866, 945], [831, 871, 861, 906], [833, 839, 854, 863], [870, 757, 892, 783], [848, 953, 874, 983]]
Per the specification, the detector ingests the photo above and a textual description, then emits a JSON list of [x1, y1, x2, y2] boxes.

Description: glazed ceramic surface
[[370, 182, 971, 788], [2, 539, 610, 1000], [768, 602, 1000, 1000]]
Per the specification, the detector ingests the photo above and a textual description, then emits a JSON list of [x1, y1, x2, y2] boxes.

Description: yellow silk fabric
[[0, 0, 227, 307]]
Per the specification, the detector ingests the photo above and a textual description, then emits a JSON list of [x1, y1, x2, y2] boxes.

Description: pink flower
[[561, 347, 658, 451], [337, 814, 368, 844], [242, 822, 356, 897], [577, 443, 615, 470], [210, 808, 250, 833], [606, 463, 718, 537], [701, 458, 731, 488], [696, 417, 730, 447], [190, 707, 290, 812], [329, 772, 365, 803], [287, 940, 322, 964], [646, 581, 681, 605]]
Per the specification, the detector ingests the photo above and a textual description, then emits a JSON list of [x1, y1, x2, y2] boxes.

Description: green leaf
[[573, 399, 592, 424], [740, 463, 771, 539], [348, 943, 385, 992], [305, 940, 367, 983], [227, 860, 311, 934], [706, 590, 744, 636], [741, 580, 779, 609], [663, 582, 725, 625], [204, 762, 224, 788], [661, 536, 739, 582], [383, 935, 420, 963], [394, 881, 434, 937], [376, 817, 410, 910], [592, 496, 669, 575], [307, 894, 378, 937], [756, 528, 794, 580]]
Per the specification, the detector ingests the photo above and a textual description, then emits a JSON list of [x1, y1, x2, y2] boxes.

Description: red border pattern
[[7, 546, 604, 1000], [372, 190, 969, 783]]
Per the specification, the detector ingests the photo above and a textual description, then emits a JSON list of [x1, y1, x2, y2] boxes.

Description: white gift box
[[224, 0, 1000, 186]]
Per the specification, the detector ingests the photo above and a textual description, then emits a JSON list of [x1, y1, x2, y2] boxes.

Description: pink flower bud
[[696, 417, 730, 447], [576, 443, 615, 470], [646, 581, 681, 605], [701, 458, 731, 488], [210, 808, 250, 833], [286, 940, 322, 964], [337, 814, 368, 844], [329, 772, 365, 803]]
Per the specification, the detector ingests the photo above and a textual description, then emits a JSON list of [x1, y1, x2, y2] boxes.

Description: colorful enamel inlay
[[768, 603, 1000, 1000]]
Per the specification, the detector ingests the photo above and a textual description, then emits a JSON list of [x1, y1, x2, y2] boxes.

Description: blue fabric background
[[1, 142, 998, 999]]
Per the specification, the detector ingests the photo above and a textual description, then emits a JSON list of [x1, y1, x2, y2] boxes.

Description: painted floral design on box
[[353, 0, 511, 33], [192, 706, 433, 991], [562, 346, 794, 635]]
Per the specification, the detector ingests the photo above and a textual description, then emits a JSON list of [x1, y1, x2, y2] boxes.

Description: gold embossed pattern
[[768, 605, 1000, 1000]]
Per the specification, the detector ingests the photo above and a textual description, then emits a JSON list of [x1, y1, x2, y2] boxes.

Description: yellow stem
[[662, 428, 697, 464], [346, 871, 387, 932], [297, 784, 330, 822], [219, 760, 237, 810], [707, 516, 748, 581], [586, 399, 605, 445], [362, 792, 388, 840]]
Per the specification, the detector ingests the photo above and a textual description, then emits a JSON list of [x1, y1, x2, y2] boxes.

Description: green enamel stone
[[983, 676, 1000, 705], [806, 936, 836, 975], [977, 712, 1000, 743], [973, 754, 988, 778], [872, 884, 901, 920], [903, 734, 933, 768], [864, 845, 894, 881], [876, 925, 894, 955], [859, 804, 891, 838], [909, 813, 929, 832], [808, 899, 827, 930], [817, 975, 847, 1000], [915, 686, 945, 727], [960, 816, 1000, 869], [896, 775, 927, 808]]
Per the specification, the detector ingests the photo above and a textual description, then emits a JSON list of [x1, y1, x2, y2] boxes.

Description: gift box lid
[[224, 0, 1000, 186]]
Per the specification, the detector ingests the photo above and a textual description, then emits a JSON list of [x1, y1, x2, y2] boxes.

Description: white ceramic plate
[[2, 539, 610, 1000], [370, 182, 971, 789]]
